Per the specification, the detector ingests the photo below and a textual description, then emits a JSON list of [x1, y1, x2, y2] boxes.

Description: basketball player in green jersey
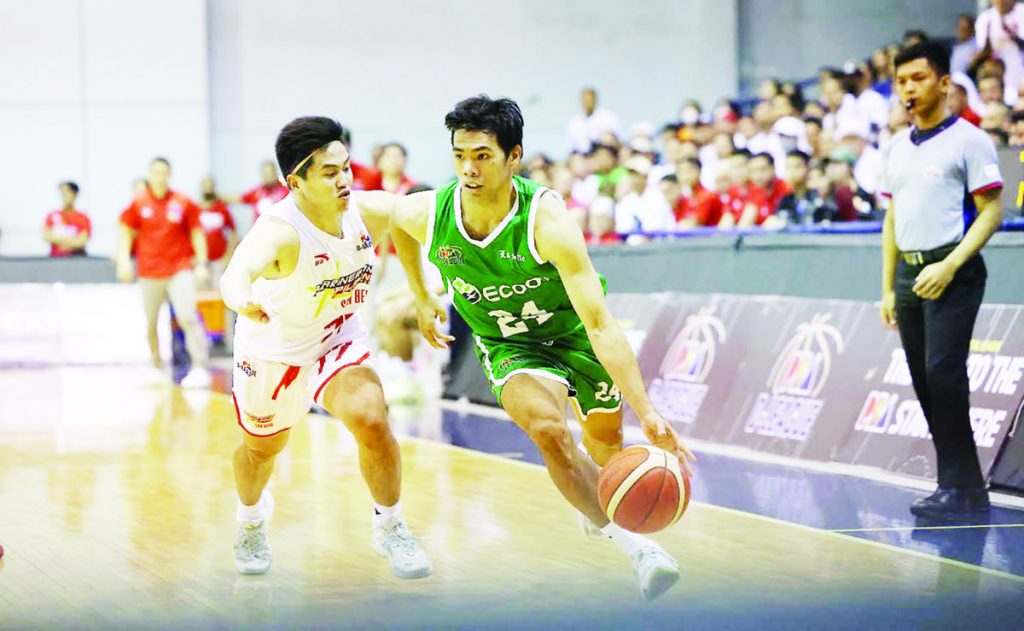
[[392, 95, 695, 601]]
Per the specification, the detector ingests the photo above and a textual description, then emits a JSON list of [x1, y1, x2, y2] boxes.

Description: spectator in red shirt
[[376, 142, 416, 195], [116, 157, 211, 388], [198, 176, 238, 275], [717, 150, 754, 229], [231, 161, 289, 221], [741, 152, 791, 227], [675, 157, 724, 228], [43, 181, 91, 257], [948, 83, 982, 126]]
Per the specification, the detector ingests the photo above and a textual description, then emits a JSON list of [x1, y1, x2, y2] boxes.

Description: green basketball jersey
[[427, 175, 597, 342]]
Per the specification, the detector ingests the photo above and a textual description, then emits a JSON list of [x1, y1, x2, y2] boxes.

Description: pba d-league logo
[[649, 307, 726, 424], [744, 313, 844, 441]]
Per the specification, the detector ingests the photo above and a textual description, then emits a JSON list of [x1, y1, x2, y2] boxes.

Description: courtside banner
[[614, 293, 1024, 478]]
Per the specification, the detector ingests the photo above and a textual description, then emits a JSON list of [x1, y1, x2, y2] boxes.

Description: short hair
[[786, 150, 811, 165], [588, 142, 617, 156], [679, 156, 702, 170], [903, 29, 930, 42], [59, 181, 79, 194], [275, 116, 347, 179], [894, 41, 950, 78], [151, 156, 171, 169], [445, 95, 524, 157], [1011, 110, 1024, 123], [988, 128, 1009, 145], [381, 142, 408, 157], [732, 148, 752, 159], [803, 116, 824, 128], [750, 152, 774, 166], [660, 174, 679, 184], [407, 183, 434, 194]]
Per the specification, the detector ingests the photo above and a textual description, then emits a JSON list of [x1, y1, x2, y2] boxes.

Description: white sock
[[373, 500, 402, 528], [237, 490, 267, 523], [601, 522, 650, 557]]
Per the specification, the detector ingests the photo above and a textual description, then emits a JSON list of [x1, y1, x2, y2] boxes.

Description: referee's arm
[[880, 199, 899, 329], [912, 188, 1003, 300]]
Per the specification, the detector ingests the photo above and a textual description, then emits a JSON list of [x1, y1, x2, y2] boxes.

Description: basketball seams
[[604, 449, 661, 519], [630, 448, 668, 530], [666, 457, 688, 526]]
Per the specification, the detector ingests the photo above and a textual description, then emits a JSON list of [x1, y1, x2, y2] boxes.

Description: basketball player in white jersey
[[220, 116, 430, 578]]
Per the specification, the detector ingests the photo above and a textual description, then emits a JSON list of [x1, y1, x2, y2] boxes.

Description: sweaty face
[[451, 130, 519, 198], [291, 141, 353, 213]]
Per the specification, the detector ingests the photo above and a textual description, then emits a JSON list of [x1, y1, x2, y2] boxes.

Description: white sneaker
[[180, 366, 212, 389], [234, 519, 272, 575], [578, 512, 612, 541], [632, 544, 680, 602], [371, 515, 432, 579], [234, 491, 274, 575]]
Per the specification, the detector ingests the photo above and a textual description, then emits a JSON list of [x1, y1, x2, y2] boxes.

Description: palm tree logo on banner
[[767, 313, 845, 398], [659, 306, 728, 384]]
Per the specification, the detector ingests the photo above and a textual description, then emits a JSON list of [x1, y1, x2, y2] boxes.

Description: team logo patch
[[314, 253, 330, 266], [141, 206, 154, 219], [452, 276, 481, 304], [923, 165, 942, 180], [356, 232, 374, 251], [236, 361, 256, 377], [436, 245, 465, 265], [245, 411, 275, 430]]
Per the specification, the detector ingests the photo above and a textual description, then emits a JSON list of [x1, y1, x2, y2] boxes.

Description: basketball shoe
[[235, 492, 274, 575], [632, 543, 680, 602], [371, 515, 432, 579]]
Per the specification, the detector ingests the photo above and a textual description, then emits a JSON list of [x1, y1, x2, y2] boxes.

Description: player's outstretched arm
[[535, 194, 695, 473], [391, 191, 452, 348], [219, 216, 298, 323], [352, 190, 397, 245]]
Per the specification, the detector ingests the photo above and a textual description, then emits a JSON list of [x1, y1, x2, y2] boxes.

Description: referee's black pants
[[894, 254, 986, 489]]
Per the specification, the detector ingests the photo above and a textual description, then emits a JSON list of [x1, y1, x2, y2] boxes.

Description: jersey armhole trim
[[423, 190, 438, 260], [527, 187, 551, 265]]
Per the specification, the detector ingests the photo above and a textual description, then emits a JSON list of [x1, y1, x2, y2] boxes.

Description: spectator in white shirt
[[951, 13, 981, 76], [976, 0, 1024, 106], [834, 117, 884, 196], [614, 156, 674, 241], [567, 87, 622, 152]]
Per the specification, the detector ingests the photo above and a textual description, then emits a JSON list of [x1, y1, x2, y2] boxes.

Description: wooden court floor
[[1, 365, 1023, 629]]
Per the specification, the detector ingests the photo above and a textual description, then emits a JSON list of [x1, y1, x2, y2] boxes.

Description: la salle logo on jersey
[[356, 232, 373, 251], [436, 245, 464, 265]]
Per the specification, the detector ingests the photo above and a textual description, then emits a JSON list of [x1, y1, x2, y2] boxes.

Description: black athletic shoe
[[910, 486, 990, 518]]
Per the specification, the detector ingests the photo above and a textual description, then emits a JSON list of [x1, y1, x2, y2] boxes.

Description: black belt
[[900, 242, 959, 266]]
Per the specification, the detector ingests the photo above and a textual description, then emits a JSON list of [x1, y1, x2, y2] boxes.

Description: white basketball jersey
[[234, 194, 376, 365]]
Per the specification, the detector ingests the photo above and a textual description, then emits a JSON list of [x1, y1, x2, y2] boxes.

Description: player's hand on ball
[[879, 290, 898, 330], [415, 295, 454, 349], [237, 301, 270, 324], [912, 260, 955, 300], [641, 412, 695, 477]]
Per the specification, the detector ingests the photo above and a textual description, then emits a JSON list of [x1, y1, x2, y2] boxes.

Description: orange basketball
[[598, 445, 690, 533]]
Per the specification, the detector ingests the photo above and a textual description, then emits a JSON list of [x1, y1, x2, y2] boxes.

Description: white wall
[[209, 0, 739, 212], [0, 0, 209, 256]]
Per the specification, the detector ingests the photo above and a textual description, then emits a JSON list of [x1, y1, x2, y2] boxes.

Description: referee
[[880, 41, 1005, 518]]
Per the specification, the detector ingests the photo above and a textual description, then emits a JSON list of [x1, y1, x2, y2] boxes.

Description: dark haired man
[[117, 157, 211, 388], [392, 95, 694, 601], [43, 181, 91, 257], [881, 42, 1005, 518], [220, 116, 430, 578]]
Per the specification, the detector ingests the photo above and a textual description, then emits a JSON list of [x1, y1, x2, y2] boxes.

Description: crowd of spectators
[[41, 5, 1024, 256]]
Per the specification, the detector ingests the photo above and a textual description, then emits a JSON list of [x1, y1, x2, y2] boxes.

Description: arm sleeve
[[975, 13, 989, 48], [222, 203, 236, 230], [964, 130, 1003, 194], [44, 212, 55, 229], [240, 188, 258, 205], [185, 199, 204, 229], [120, 203, 140, 229]]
